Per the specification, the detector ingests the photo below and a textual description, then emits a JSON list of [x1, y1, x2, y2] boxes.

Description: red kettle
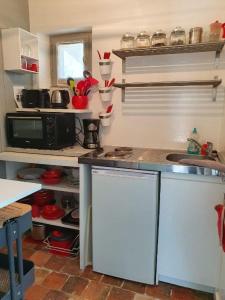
[[215, 204, 225, 252]]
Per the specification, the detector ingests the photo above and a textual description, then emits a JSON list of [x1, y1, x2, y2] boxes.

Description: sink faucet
[[187, 139, 214, 157], [187, 138, 202, 151]]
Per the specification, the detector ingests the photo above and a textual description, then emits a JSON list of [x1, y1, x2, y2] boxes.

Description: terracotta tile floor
[[2, 238, 214, 300]]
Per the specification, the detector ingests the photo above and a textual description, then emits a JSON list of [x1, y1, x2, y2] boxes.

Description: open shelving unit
[[112, 41, 225, 60], [2, 27, 39, 74], [32, 216, 79, 230], [16, 108, 92, 114], [112, 41, 225, 102], [16, 177, 79, 193]]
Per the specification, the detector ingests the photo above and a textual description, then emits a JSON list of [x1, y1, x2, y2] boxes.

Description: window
[[50, 32, 92, 85]]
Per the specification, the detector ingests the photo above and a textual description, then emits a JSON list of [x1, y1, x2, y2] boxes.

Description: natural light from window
[[57, 42, 84, 80]]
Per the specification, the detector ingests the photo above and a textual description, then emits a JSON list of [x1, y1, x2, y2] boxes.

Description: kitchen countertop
[[0, 179, 41, 208], [0, 145, 91, 167], [78, 146, 222, 177]]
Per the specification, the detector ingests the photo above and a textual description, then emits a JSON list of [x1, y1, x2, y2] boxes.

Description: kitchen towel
[[215, 204, 225, 252]]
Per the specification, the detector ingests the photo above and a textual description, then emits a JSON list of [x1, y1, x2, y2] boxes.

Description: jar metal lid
[[152, 30, 166, 38], [122, 32, 134, 39], [137, 31, 150, 38], [189, 27, 203, 33], [171, 26, 185, 34]]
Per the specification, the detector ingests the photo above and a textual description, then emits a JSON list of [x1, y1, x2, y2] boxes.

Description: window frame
[[50, 31, 92, 86]]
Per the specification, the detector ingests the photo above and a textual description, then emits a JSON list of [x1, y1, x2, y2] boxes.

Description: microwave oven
[[6, 112, 76, 150]]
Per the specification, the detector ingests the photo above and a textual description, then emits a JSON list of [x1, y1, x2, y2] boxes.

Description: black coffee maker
[[83, 119, 100, 149]]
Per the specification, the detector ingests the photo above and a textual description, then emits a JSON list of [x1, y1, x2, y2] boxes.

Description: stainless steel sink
[[166, 153, 216, 163]]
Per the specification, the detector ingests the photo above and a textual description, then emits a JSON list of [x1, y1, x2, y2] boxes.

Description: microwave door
[[7, 116, 46, 148]]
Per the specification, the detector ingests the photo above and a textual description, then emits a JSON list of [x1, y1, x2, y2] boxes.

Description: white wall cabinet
[[2, 27, 39, 74], [157, 173, 224, 293]]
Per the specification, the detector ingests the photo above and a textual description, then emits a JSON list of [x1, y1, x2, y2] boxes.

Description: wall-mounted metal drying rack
[[112, 41, 225, 102]]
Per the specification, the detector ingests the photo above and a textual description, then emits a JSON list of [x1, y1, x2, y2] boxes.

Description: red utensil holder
[[72, 96, 88, 109]]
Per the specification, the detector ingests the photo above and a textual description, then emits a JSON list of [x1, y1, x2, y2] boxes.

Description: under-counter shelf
[[15, 177, 79, 193], [32, 216, 79, 230], [16, 108, 92, 114], [114, 79, 222, 88], [113, 41, 225, 60]]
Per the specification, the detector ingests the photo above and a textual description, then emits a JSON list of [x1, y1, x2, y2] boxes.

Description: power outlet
[[13, 86, 24, 108]]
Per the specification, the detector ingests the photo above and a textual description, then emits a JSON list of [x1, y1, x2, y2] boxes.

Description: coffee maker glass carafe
[[83, 119, 100, 149]]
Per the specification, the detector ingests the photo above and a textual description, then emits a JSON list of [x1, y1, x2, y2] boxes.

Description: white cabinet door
[[157, 173, 224, 291]]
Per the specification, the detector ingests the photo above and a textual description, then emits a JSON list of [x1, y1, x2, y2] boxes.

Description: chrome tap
[[187, 138, 202, 151]]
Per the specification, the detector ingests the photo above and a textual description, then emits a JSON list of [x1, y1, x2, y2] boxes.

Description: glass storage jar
[[135, 31, 150, 48], [151, 30, 167, 46], [120, 33, 135, 49], [189, 27, 203, 44], [170, 27, 186, 45]]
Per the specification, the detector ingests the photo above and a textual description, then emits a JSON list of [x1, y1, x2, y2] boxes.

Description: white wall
[[28, 0, 225, 150]]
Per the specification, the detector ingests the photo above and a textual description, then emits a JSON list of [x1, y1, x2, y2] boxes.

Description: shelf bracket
[[215, 43, 224, 68], [212, 76, 219, 102], [121, 79, 126, 102]]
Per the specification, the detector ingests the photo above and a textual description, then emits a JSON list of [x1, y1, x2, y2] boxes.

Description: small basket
[[99, 59, 112, 76], [99, 87, 112, 102], [43, 234, 79, 257], [99, 112, 112, 127]]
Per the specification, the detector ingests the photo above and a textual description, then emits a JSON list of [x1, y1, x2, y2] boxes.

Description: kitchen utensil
[[121, 33, 135, 49], [31, 223, 46, 241], [105, 80, 109, 87], [189, 27, 203, 44], [97, 50, 102, 60], [108, 78, 115, 87], [31, 205, 41, 218], [61, 209, 80, 226], [209, 21, 222, 42], [136, 31, 151, 47], [106, 104, 113, 113], [33, 190, 54, 206], [40, 176, 62, 185], [42, 169, 62, 178], [42, 205, 65, 219], [170, 27, 186, 45], [103, 52, 111, 59], [51, 89, 70, 108], [49, 230, 74, 256], [72, 95, 88, 109], [67, 77, 76, 95], [17, 167, 46, 180], [151, 30, 167, 47], [61, 196, 76, 212]]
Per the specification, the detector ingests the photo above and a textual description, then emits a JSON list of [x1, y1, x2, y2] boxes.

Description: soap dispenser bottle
[[187, 128, 200, 155]]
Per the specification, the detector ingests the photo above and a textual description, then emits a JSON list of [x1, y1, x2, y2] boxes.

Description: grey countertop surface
[[78, 146, 222, 176]]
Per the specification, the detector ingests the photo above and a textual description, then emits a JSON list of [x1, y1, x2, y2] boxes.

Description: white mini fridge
[[92, 167, 159, 284]]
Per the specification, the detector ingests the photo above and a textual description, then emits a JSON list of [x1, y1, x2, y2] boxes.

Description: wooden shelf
[[16, 108, 92, 114], [113, 41, 225, 59], [16, 177, 79, 193], [114, 79, 222, 89], [32, 216, 79, 230]]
